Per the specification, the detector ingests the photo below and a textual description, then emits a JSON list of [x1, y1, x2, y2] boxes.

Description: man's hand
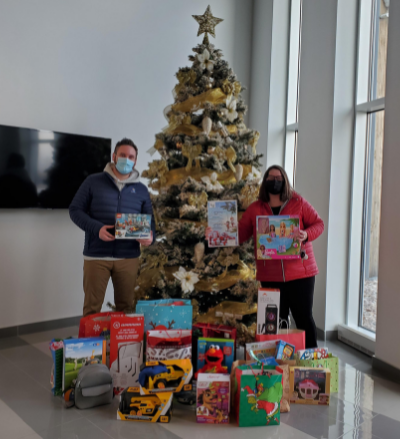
[[137, 231, 153, 247], [99, 225, 115, 242]]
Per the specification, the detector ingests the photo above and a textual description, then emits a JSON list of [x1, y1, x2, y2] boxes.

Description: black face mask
[[265, 180, 283, 195]]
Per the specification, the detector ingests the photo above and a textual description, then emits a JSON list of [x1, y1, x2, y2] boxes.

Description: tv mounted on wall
[[0, 124, 111, 208]]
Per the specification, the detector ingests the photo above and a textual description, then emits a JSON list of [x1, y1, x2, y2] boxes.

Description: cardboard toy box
[[110, 314, 144, 394], [117, 386, 173, 423], [197, 338, 235, 375], [245, 340, 280, 361], [196, 373, 230, 424], [257, 288, 280, 335], [139, 359, 193, 394], [115, 213, 152, 239], [289, 367, 331, 405]]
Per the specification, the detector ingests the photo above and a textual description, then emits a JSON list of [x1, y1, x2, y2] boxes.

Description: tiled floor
[[1, 328, 400, 439]]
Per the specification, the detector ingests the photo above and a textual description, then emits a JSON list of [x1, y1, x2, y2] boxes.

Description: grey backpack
[[75, 363, 113, 409]]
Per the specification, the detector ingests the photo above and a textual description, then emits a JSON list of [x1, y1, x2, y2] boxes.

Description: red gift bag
[[146, 329, 192, 361], [255, 329, 305, 352], [79, 312, 124, 337]]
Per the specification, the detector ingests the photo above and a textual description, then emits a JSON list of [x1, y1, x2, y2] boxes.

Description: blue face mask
[[115, 157, 135, 175]]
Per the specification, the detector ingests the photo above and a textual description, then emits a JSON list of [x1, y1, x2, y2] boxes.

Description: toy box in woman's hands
[[289, 367, 331, 405]]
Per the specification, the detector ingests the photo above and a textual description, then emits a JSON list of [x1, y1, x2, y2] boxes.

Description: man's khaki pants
[[83, 258, 140, 317]]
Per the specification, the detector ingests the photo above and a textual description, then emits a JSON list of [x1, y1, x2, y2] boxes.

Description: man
[[69, 138, 155, 316]]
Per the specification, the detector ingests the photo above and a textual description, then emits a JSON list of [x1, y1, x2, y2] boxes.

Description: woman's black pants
[[261, 276, 318, 349]]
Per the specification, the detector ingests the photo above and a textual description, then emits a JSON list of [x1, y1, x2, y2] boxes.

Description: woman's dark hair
[[258, 165, 293, 203]]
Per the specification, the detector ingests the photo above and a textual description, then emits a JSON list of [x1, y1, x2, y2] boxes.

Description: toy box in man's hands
[[257, 288, 280, 335], [196, 373, 230, 424], [115, 213, 152, 239], [63, 337, 106, 392], [110, 315, 144, 394], [117, 386, 173, 423], [275, 340, 295, 360], [296, 347, 329, 360], [289, 367, 331, 405], [256, 215, 301, 259], [139, 359, 193, 393], [196, 338, 235, 376]]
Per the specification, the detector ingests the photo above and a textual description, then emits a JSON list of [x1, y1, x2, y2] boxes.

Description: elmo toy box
[[196, 338, 235, 379]]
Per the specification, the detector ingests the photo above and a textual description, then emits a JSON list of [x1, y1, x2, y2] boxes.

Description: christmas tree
[[135, 6, 262, 344]]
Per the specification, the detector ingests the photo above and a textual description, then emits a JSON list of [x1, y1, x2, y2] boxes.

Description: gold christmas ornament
[[188, 191, 208, 209], [225, 146, 237, 173], [202, 115, 212, 135], [182, 144, 203, 171], [192, 5, 223, 39], [249, 131, 260, 155], [176, 142, 183, 149], [239, 184, 259, 210]]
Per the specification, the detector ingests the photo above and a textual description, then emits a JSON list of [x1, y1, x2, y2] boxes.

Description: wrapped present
[[136, 299, 192, 335], [146, 329, 192, 361], [256, 329, 305, 352]]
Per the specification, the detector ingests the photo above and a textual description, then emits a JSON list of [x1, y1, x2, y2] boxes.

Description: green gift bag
[[235, 365, 283, 427], [296, 354, 338, 393]]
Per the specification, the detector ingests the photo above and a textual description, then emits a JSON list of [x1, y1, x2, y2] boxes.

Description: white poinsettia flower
[[246, 166, 262, 183], [173, 266, 200, 294], [201, 172, 223, 191], [197, 49, 215, 72], [221, 95, 238, 122]]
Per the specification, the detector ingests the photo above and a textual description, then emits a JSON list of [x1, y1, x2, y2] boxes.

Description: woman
[[240, 165, 324, 348]]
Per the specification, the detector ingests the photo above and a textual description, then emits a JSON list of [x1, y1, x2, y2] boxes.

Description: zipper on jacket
[[268, 200, 289, 283]]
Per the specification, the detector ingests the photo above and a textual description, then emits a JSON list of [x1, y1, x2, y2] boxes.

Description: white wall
[[375, 0, 400, 369], [0, 0, 254, 328]]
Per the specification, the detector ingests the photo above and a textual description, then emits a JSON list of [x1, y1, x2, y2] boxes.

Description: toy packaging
[[117, 386, 173, 423], [255, 329, 306, 352], [196, 338, 235, 378], [63, 337, 106, 392], [275, 340, 295, 360], [289, 367, 331, 405], [207, 200, 238, 247], [235, 364, 283, 427], [146, 329, 192, 361], [256, 215, 301, 260], [257, 289, 280, 335], [136, 299, 193, 335], [245, 340, 280, 361], [296, 347, 329, 360], [138, 359, 193, 393], [115, 213, 152, 239], [110, 315, 144, 394], [196, 373, 230, 424], [192, 323, 237, 373], [49, 339, 64, 396], [295, 354, 339, 393]]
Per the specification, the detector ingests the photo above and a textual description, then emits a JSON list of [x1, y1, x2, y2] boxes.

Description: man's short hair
[[114, 138, 138, 156]]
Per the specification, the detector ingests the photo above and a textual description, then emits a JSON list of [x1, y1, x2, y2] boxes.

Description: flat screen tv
[[0, 124, 111, 208]]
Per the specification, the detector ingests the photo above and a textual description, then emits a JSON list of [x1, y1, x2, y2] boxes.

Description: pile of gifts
[[49, 293, 339, 427]]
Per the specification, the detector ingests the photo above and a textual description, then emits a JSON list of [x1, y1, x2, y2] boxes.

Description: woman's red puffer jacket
[[239, 192, 324, 282]]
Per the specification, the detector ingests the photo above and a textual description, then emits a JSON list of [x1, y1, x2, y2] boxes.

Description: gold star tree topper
[[193, 5, 223, 39]]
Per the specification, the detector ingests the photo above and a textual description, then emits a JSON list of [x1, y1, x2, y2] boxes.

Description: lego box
[[115, 213, 152, 239], [196, 373, 230, 424], [289, 367, 331, 405]]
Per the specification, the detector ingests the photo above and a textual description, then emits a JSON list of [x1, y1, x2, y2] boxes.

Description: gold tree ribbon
[[210, 146, 237, 173], [149, 164, 252, 190], [142, 160, 169, 185], [195, 301, 257, 324], [188, 191, 208, 208], [172, 88, 227, 113]]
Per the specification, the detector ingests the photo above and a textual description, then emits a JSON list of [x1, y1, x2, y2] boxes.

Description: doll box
[[289, 367, 331, 405], [196, 373, 230, 424]]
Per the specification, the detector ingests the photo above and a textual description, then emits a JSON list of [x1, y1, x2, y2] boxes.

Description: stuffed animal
[[195, 345, 227, 379]]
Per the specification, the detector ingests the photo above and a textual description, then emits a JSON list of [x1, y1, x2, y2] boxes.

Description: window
[[284, 0, 302, 187], [348, 0, 389, 336]]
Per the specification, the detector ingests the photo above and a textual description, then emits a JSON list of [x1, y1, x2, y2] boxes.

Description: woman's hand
[[205, 227, 212, 240], [137, 231, 153, 246], [297, 230, 308, 243]]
